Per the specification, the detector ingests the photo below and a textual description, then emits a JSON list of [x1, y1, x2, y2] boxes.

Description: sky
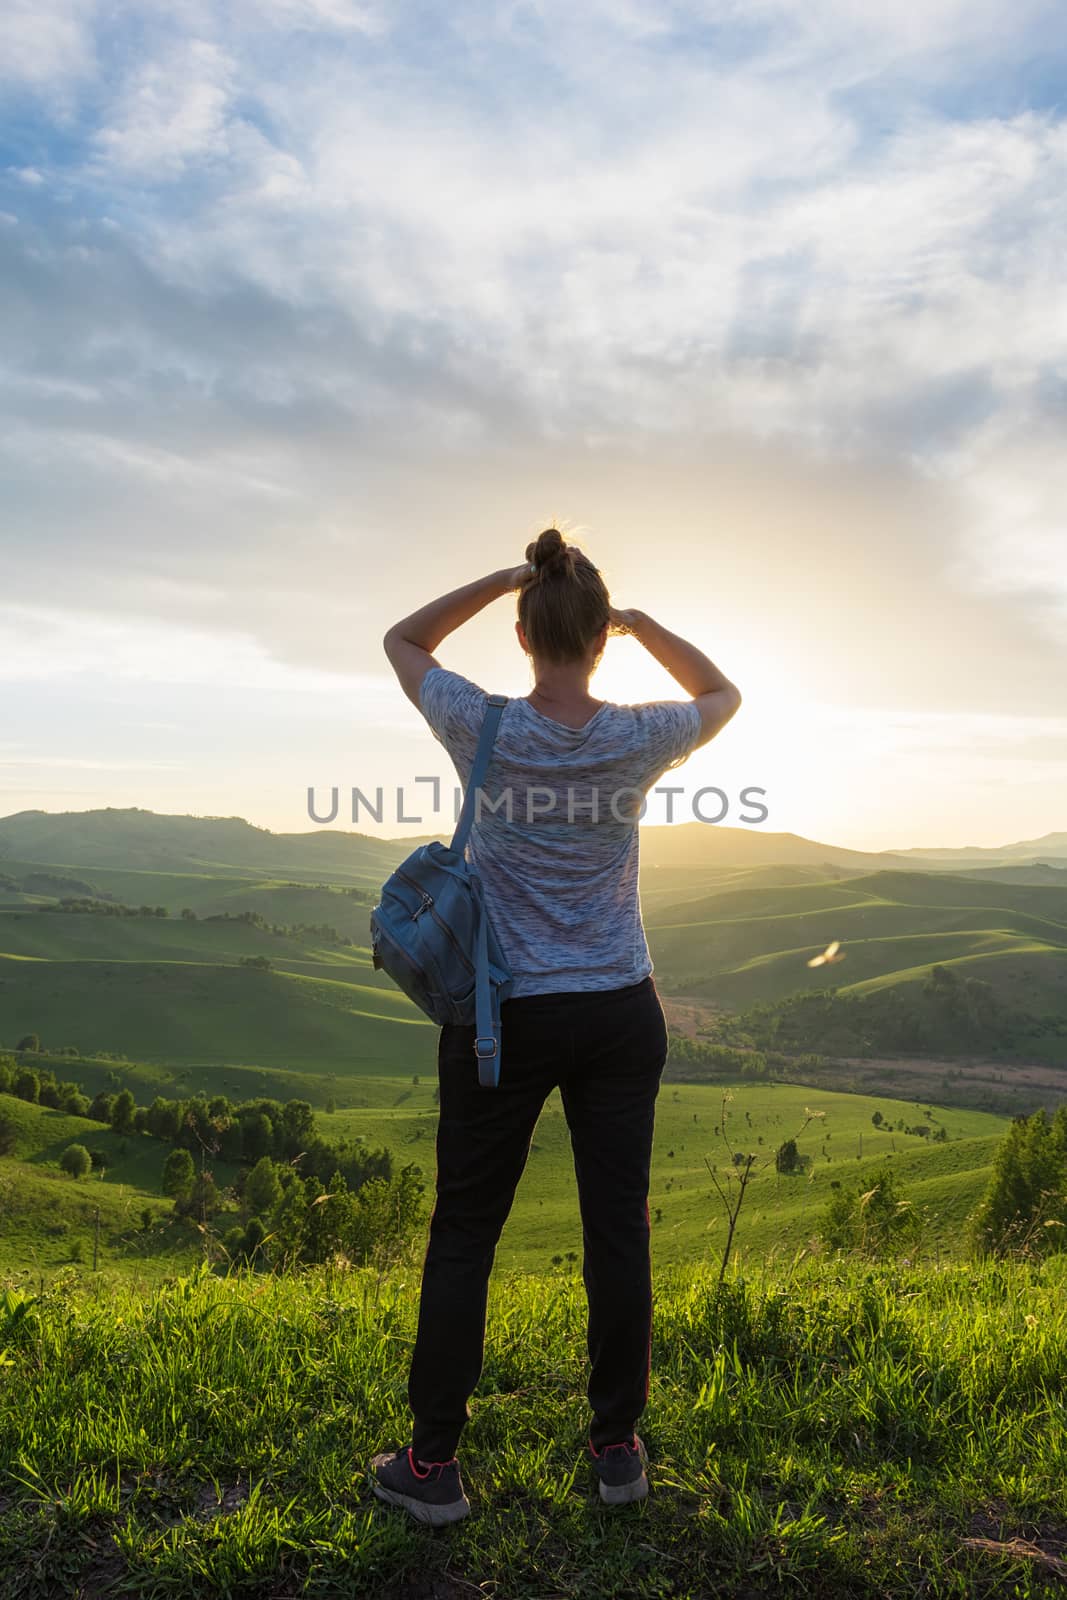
[[1, 0, 1065, 850]]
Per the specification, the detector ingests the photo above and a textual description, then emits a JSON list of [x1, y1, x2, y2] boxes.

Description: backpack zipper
[[394, 868, 476, 976]]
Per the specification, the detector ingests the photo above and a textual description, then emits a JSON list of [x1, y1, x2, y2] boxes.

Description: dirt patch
[[194, 1479, 250, 1517], [662, 996, 725, 1038]]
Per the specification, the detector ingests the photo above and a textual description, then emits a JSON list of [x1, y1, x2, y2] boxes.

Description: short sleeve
[[418, 666, 486, 746], [633, 700, 703, 780]]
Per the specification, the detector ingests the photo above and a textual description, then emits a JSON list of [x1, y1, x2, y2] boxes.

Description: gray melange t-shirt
[[419, 666, 703, 997]]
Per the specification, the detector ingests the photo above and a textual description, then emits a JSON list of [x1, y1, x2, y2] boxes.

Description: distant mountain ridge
[[895, 833, 1067, 864], [0, 806, 1063, 882]]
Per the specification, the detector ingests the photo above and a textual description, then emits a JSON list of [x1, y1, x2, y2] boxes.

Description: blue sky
[[1, 0, 1065, 848]]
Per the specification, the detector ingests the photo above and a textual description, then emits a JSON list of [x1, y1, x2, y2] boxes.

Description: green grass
[[647, 871, 1067, 1012], [0, 1081, 1010, 1283], [316, 1077, 1009, 1272], [0, 958, 431, 1072], [0, 1100, 239, 1282], [2, 861, 1066, 1081], [1, 1255, 1066, 1597]]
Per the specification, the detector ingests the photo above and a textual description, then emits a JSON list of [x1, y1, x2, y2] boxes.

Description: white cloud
[[1, 0, 1065, 778], [92, 37, 235, 176], [0, 603, 381, 694], [0, 0, 97, 90]]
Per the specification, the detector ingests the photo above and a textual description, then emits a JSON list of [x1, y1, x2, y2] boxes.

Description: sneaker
[[369, 1445, 471, 1526], [588, 1434, 649, 1505]]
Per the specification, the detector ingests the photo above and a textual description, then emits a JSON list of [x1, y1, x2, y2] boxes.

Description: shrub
[[819, 1169, 922, 1259], [60, 1144, 92, 1180]]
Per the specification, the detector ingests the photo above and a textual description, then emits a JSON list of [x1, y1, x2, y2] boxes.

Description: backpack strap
[[453, 692, 507, 1088], [472, 879, 502, 1088], [450, 692, 508, 857]]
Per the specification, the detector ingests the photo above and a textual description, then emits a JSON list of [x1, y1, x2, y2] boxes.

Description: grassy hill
[[0, 811, 1064, 1159], [1, 858, 1065, 1090], [0, 809, 416, 886], [897, 830, 1067, 867], [0, 1098, 217, 1280], [0, 1075, 1009, 1280], [315, 1076, 1008, 1272], [0, 960, 431, 1074], [0, 805, 1000, 885], [645, 866, 1067, 1030]]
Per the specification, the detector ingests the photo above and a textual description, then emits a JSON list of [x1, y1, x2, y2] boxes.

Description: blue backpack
[[369, 692, 514, 1086]]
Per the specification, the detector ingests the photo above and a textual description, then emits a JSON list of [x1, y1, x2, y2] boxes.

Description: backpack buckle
[[474, 1036, 498, 1059]]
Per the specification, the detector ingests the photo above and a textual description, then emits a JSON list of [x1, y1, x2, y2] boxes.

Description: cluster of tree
[[667, 1036, 770, 1079], [719, 965, 1066, 1060], [39, 898, 168, 917], [104, 1088, 394, 1191], [6, 1041, 127, 1062], [0, 1057, 397, 1197], [162, 1149, 425, 1271], [0, 1055, 91, 1115], [870, 1108, 948, 1142], [194, 909, 354, 947], [969, 1106, 1067, 1259]]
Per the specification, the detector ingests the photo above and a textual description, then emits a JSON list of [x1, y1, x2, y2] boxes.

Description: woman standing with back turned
[[369, 527, 742, 1523]]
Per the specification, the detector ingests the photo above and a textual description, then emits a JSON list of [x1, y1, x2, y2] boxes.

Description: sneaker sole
[[371, 1480, 471, 1526], [599, 1470, 649, 1506]]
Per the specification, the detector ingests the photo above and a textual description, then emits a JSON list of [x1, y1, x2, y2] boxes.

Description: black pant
[[408, 975, 669, 1462]]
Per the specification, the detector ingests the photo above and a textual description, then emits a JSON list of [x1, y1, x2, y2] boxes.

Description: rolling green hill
[[0, 1098, 222, 1280], [315, 1076, 1009, 1272], [0, 960, 432, 1073], [0, 809, 415, 886], [0, 806, 950, 885], [1, 859, 1066, 1080], [0, 1079, 1009, 1279], [645, 867, 1067, 1029]]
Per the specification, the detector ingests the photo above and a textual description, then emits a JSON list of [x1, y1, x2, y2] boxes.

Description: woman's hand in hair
[[506, 562, 535, 590], [608, 607, 643, 635]]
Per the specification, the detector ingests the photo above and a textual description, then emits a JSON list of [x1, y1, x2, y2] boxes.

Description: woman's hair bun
[[525, 527, 570, 577]]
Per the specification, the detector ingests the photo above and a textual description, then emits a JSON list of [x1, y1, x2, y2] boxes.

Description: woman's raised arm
[[384, 565, 529, 707]]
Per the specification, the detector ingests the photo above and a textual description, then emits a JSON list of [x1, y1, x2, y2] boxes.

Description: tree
[[775, 1137, 800, 1174], [15, 1034, 39, 1053], [185, 1171, 220, 1220], [241, 1111, 274, 1163], [245, 1156, 283, 1218], [14, 1069, 39, 1103], [89, 1092, 115, 1125], [110, 1089, 136, 1136], [61, 1143, 92, 1179], [162, 1148, 195, 1202], [280, 1099, 314, 1154], [146, 1096, 183, 1142], [242, 1216, 267, 1264], [970, 1109, 1067, 1259], [871, 1110, 883, 1128]]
